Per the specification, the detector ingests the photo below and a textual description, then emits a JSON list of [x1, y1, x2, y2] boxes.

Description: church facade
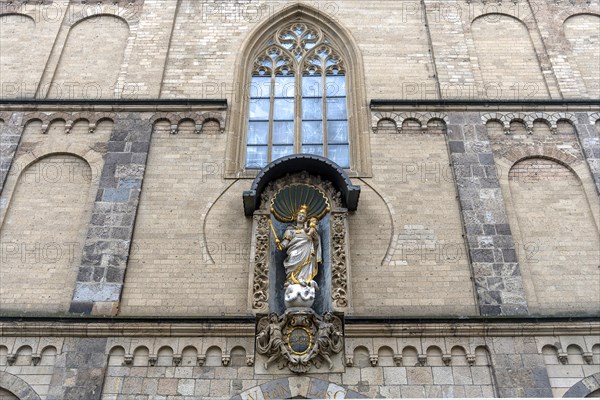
[[0, 0, 599, 398]]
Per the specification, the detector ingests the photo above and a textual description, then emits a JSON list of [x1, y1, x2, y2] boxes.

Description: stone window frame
[[226, 4, 372, 179]]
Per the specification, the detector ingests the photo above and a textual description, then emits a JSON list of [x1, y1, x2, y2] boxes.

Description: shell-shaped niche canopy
[[270, 184, 330, 223]]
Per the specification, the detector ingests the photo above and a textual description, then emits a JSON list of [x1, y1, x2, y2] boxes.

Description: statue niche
[[244, 155, 360, 374], [250, 177, 348, 374]]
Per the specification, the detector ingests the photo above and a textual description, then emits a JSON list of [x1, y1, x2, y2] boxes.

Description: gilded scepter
[[268, 219, 283, 250]]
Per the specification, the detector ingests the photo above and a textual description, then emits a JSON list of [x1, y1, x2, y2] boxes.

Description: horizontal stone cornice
[[0, 318, 597, 338], [0, 99, 228, 113]]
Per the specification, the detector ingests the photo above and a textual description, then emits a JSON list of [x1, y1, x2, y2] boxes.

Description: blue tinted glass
[[249, 99, 270, 120], [302, 121, 323, 144], [327, 121, 348, 144], [302, 98, 323, 120], [328, 145, 349, 168], [246, 146, 268, 168], [326, 98, 347, 120], [272, 145, 294, 160], [326, 75, 346, 97], [302, 76, 322, 97], [250, 77, 272, 99], [247, 122, 269, 145], [273, 98, 294, 120], [302, 145, 324, 156], [274, 76, 295, 98], [273, 121, 294, 145]]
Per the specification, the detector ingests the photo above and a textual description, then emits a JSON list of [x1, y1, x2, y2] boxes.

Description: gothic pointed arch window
[[245, 22, 350, 169]]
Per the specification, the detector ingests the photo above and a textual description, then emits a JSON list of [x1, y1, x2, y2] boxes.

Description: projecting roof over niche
[[242, 154, 361, 216]]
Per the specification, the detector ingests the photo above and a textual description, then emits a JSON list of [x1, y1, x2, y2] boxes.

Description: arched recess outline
[[564, 372, 600, 398], [0, 371, 42, 400], [226, 3, 372, 178]]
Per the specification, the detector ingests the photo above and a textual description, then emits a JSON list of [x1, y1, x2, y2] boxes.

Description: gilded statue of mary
[[278, 205, 322, 288]]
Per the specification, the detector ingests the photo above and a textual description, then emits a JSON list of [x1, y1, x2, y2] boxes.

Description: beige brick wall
[[120, 121, 251, 316], [160, 0, 436, 100], [350, 132, 477, 316], [0, 8, 65, 99], [564, 14, 600, 99], [508, 159, 600, 315], [0, 154, 92, 313], [471, 14, 548, 99], [49, 16, 130, 99]]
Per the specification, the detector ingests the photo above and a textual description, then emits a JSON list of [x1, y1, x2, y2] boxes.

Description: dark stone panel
[[48, 338, 108, 400], [448, 111, 528, 316], [70, 114, 152, 314]]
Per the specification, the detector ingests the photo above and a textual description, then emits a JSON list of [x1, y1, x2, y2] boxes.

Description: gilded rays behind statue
[[270, 184, 330, 223]]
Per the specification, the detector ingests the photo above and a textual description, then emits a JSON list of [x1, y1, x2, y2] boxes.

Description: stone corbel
[[65, 123, 73, 134], [6, 354, 16, 366], [417, 354, 427, 367], [173, 355, 182, 366], [197, 355, 206, 366], [345, 356, 354, 367], [170, 124, 178, 135], [550, 125, 558, 135], [466, 354, 476, 366], [148, 355, 157, 366], [246, 355, 255, 366], [583, 352, 593, 364], [369, 355, 378, 367], [88, 123, 96, 134], [123, 354, 133, 365], [393, 354, 403, 367], [195, 123, 203, 134], [32, 354, 41, 366], [41, 123, 49, 135], [558, 353, 568, 365], [503, 126, 511, 135], [442, 354, 452, 366], [222, 354, 231, 366]]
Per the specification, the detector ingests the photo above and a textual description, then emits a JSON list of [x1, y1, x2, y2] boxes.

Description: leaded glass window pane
[[246, 146, 268, 168], [326, 75, 346, 97], [302, 145, 324, 156], [302, 98, 323, 120], [273, 98, 294, 120], [273, 121, 294, 145], [248, 121, 269, 145], [328, 145, 349, 168], [327, 121, 348, 144], [272, 145, 294, 160], [326, 98, 347, 120], [274, 76, 295, 98], [249, 99, 270, 121], [302, 76, 322, 97], [302, 121, 323, 144], [250, 76, 272, 98]]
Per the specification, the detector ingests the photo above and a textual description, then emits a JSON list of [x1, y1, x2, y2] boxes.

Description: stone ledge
[[0, 320, 597, 338]]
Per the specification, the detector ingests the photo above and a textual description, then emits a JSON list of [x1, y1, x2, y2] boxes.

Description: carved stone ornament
[[331, 212, 348, 308], [256, 310, 343, 374], [252, 214, 270, 310]]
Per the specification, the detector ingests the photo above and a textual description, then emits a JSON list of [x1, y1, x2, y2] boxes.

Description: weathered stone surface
[[69, 114, 152, 315], [448, 112, 529, 316]]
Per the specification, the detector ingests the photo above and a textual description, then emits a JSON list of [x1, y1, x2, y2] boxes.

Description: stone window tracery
[[246, 22, 350, 169]]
